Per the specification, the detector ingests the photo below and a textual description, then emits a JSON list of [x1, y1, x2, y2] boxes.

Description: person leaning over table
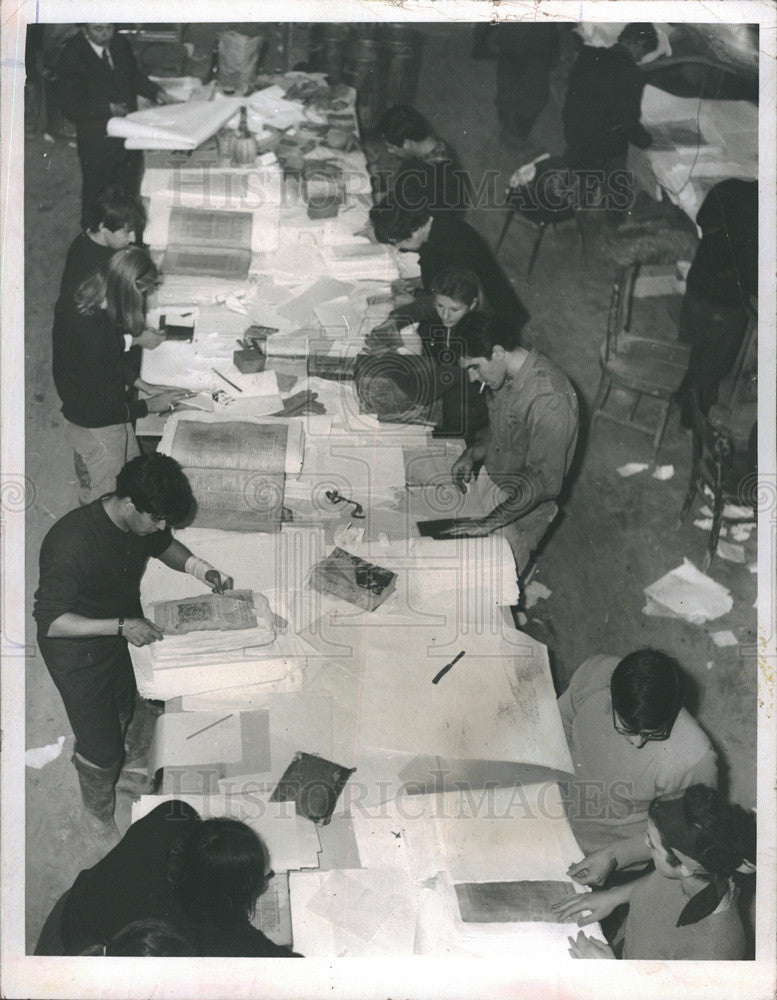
[[354, 266, 490, 439], [554, 784, 755, 960], [369, 195, 530, 333], [557, 650, 718, 891], [56, 23, 177, 227], [53, 245, 190, 506], [56, 184, 152, 312], [437, 313, 578, 578], [33, 454, 235, 841], [36, 800, 300, 957]]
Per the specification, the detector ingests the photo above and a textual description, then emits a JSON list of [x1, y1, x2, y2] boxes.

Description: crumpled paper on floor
[[524, 581, 552, 609], [617, 462, 649, 478], [716, 540, 746, 563], [643, 559, 733, 624], [25, 736, 66, 769], [652, 465, 674, 481], [711, 630, 738, 648]]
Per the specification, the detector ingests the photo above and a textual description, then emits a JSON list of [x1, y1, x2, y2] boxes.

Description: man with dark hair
[[562, 22, 658, 173], [57, 184, 147, 309], [439, 313, 578, 577], [371, 103, 471, 215], [33, 453, 234, 840], [558, 649, 718, 889], [368, 198, 529, 331], [56, 23, 176, 225]]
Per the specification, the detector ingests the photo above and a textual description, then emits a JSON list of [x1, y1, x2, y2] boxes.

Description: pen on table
[[212, 368, 243, 393], [432, 650, 466, 685], [185, 714, 233, 740]]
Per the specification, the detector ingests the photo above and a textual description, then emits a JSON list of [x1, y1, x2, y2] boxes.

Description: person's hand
[[437, 517, 491, 539], [204, 569, 234, 595], [109, 102, 130, 117], [451, 450, 475, 494], [123, 617, 164, 646], [567, 931, 615, 960], [552, 890, 618, 927], [132, 327, 165, 350], [365, 319, 402, 352], [155, 90, 179, 106], [567, 848, 617, 887], [145, 389, 192, 414]]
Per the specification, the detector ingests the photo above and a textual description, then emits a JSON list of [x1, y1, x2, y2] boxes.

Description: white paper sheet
[[147, 711, 242, 772], [643, 558, 733, 623], [108, 96, 242, 149]]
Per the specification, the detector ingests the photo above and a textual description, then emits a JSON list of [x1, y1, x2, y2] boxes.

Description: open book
[[171, 419, 288, 532]]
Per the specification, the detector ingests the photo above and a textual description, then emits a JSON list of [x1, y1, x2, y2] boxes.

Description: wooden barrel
[[381, 27, 425, 108], [343, 37, 387, 134]]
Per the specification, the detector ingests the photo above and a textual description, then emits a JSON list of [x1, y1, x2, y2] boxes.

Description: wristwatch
[[117, 617, 125, 636]]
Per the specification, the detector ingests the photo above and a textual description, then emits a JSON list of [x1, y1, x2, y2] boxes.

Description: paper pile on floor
[[643, 559, 733, 623]]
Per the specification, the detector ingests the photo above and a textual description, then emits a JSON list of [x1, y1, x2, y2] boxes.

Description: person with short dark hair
[[368, 198, 529, 332], [33, 456, 234, 839], [80, 919, 196, 956], [39, 801, 300, 956], [370, 104, 472, 216], [57, 185, 147, 310], [438, 313, 578, 576], [56, 23, 176, 226], [555, 785, 754, 960], [558, 650, 718, 889], [53, 246, 190, 505], [562, 22, 658, 173]]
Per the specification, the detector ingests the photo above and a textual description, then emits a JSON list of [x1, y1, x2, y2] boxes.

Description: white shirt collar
[[86, 37, 105, 59]]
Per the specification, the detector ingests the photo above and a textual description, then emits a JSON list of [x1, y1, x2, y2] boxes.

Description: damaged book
[[308, 547, 397, 612]]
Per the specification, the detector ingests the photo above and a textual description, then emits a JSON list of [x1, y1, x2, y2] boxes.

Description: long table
[[126, 77, 600, 956]]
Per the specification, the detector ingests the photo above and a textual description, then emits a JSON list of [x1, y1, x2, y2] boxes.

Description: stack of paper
[[108, 95, 243, 150]]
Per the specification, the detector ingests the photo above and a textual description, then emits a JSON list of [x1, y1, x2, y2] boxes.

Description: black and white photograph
[[1, 2, 775, 998]]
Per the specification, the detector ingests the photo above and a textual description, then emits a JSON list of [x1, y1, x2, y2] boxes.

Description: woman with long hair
[[356, 264, 489, 440], [53, 245, 190, 504], [554, 784, 756, 960], [38, 800, 300, 957]]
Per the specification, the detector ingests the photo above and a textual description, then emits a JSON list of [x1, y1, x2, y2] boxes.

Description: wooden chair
[[591, 264, 690, 459], [679, 392, 755, 572], [496, 155, 586, 278]]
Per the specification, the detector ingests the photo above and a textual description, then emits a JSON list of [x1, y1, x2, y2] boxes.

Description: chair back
[[603, 265, 637, 365], [507, 156, 576, 225]]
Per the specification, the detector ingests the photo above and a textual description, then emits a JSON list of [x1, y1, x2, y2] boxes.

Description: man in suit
[[57, 24, 176, 225]]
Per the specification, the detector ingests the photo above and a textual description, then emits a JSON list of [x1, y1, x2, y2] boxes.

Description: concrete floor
[[23, 24, 757, 951]]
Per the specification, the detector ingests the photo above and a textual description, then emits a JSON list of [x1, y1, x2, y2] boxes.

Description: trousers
[[64, 419, 140, 506], [38, 634, 137, 768]]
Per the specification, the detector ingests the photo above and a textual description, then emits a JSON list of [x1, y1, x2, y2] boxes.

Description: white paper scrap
[[711, 630, 738, 648], [617, 462, 649, 478], [730, 523, 755, 542], [643, 559, 733, 624], [25, 736, 66, 769], [524, 581, 552, 609], [652, 465, 674, 481], [693, 518, 713, 531], [716, 540, 746, 563]]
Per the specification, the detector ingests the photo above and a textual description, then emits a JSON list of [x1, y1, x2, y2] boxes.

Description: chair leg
[[591, 373, 611, 429], [495, 207, 517, 253], [652, 399, 671, 460], [526, 224, 546, 278], [705, 485, 725, 573]]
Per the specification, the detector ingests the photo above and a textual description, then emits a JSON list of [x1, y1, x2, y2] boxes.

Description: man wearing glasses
[[558, 649, 717, 889]]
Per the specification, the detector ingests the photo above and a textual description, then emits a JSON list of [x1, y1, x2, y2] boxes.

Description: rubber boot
[[116, 697, 162, 799], [72, 752, 121, 843]]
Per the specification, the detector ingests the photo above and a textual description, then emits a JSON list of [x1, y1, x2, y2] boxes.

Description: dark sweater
[[60, 801, 299, 957], [33, 498, 172, 640], [57, 233, 114, 311], [52, 302, 149, 428], [418, 216, 529, 331], [57, 30, 161, 135], [687, 179, 758, 308], [563, 43, 651, 160]]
